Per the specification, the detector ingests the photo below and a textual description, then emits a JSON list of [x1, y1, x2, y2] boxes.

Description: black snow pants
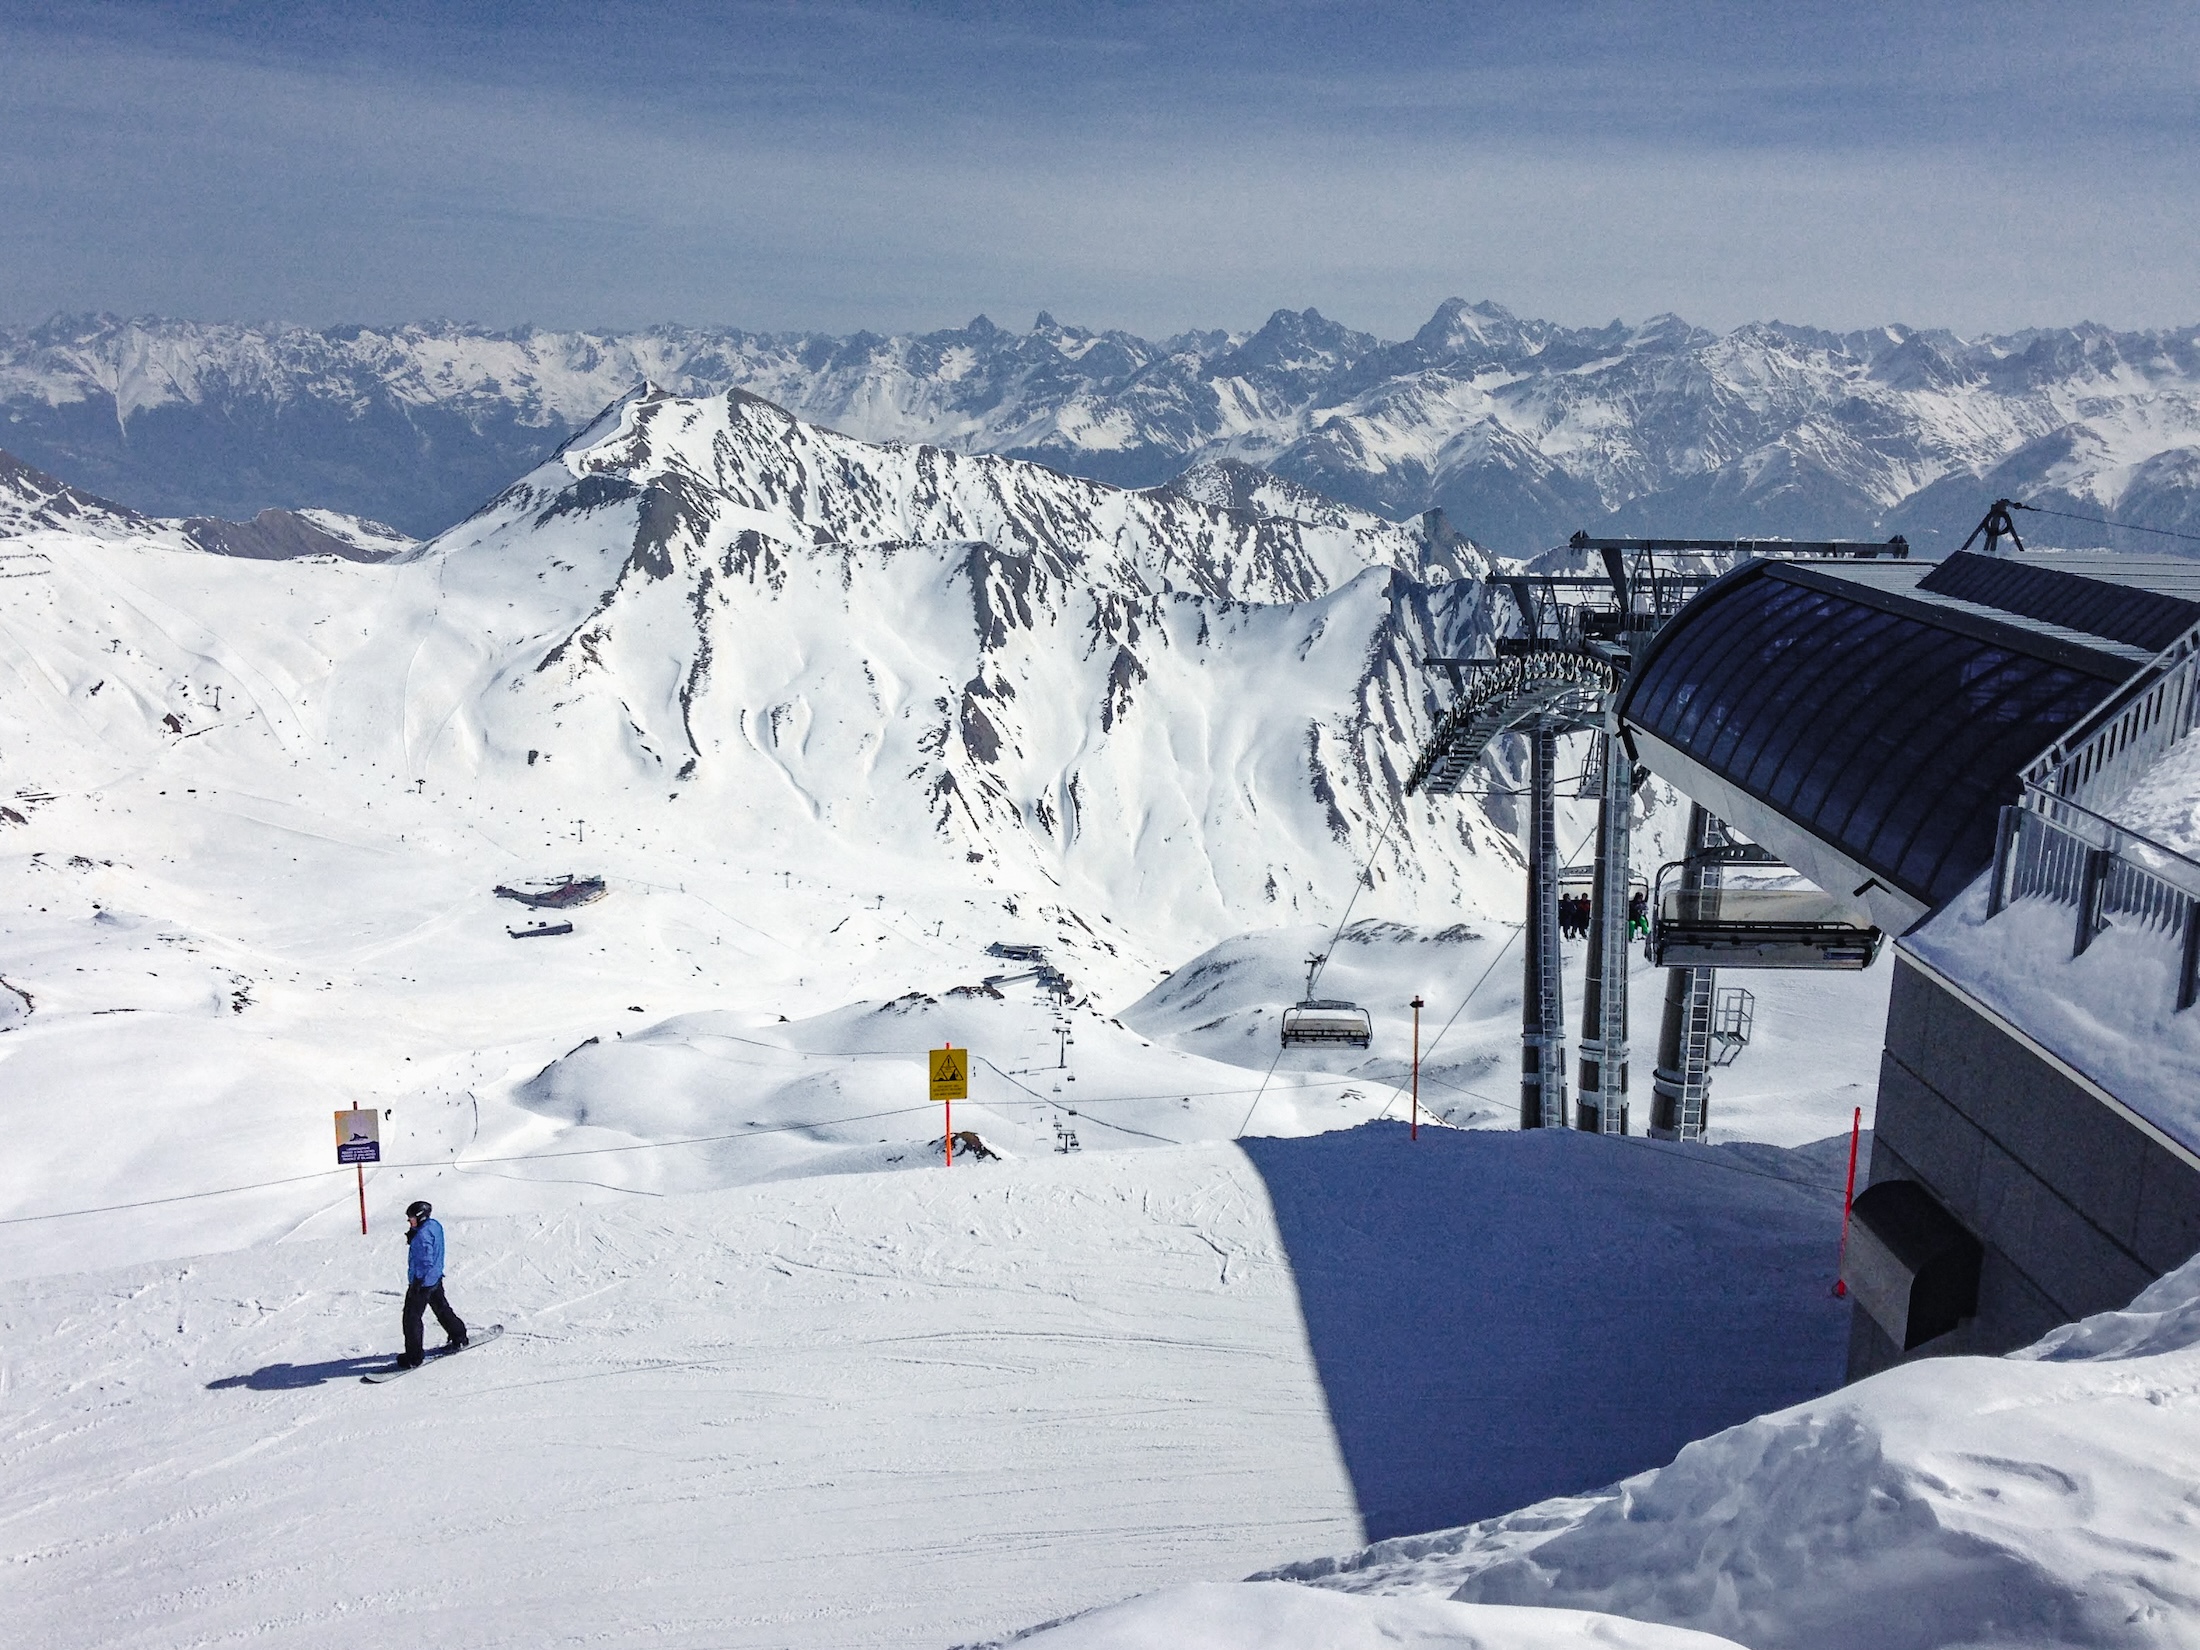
[[402, 1281, 468, 1364]]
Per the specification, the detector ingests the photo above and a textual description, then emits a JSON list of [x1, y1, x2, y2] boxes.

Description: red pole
[[1834, 1105, 1861, 1296], [1410, 996, 1424, 1141], [357, 1163, 367, 1235], [944, 1042, 953, 1168]]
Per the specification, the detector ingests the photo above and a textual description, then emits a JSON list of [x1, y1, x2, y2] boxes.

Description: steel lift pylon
[[1649, 802, 1720, 1142], [1576, 713, 1636, 1133], [1520, 724, 1569, 1127], [1409, 532, 1904, 1137]]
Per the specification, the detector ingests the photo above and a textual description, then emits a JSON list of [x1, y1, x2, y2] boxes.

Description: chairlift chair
[[1279, 953, 1374, 1049], [1645, 858, 1883, 970]]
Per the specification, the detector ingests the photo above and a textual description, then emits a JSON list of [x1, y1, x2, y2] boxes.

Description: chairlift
[[1558, 865, 1650, 898], [1279, 953, 1373, 1049], [1645, 857, 1883, 970]]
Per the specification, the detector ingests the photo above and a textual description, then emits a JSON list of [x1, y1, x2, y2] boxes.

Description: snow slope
[[0, 386, 2140, 1650], [1003, 1583, 1748, 1649], [0, 446, 412, 559], [0, 1125, 1854, 1650], [0, 392, 1499, 1281]]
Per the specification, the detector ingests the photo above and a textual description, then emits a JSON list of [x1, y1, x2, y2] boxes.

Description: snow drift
[[1268, 1250, 2200, 1649]]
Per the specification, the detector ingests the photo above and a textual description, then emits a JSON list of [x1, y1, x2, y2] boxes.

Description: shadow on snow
[[1235, 1120, 1851, 1541], [207, 1355, 391, 1390]]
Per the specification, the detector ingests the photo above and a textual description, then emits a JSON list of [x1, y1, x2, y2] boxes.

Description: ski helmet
[[406, 1200, 432, 1221]]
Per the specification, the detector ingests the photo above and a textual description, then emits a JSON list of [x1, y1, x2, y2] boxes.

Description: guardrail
[[1986, 613, 2200, 1011], [2021, 617, 2200, 813]]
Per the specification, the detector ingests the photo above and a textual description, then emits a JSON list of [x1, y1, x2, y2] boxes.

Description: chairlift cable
[[1240, 792, 1410, 1138], [2009, 500, 2200, 546], [1306, 795, 1409, 999]]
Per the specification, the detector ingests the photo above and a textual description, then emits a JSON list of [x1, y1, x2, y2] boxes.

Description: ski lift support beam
[[1406, 532, 1908, 1138]]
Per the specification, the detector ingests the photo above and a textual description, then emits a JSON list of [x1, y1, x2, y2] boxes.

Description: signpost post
[[334, 1108, 381, 1234], [928, 1045, 968, 1166]]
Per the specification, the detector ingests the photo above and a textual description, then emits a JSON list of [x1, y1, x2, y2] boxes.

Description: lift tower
[[1408, 533, 1906, 1136]]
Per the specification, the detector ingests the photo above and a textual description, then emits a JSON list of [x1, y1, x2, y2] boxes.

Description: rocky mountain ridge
[[411, 384, 1516, 950], [0, 388, 1533, 982], [0, 448, 412, 561], [6, 304, 2199, 553]]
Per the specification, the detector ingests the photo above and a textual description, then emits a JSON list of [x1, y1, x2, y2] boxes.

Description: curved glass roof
[[1622, 565, 2121, 910]]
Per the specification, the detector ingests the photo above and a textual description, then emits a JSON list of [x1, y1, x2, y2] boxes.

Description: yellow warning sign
[[928, 1046, 969, 1101]]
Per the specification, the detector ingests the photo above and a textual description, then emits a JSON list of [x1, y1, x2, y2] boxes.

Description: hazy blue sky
[[3, 0, 2196, 339]]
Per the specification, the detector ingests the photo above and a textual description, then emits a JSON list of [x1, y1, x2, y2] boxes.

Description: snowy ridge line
[[15, 306, 2200, 557]]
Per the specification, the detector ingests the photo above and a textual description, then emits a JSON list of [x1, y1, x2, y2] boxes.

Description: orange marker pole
[[1410, 996, 1424, 1141], [945, 1043, 954, 1168], [1834, 1105, 1861, 1296]]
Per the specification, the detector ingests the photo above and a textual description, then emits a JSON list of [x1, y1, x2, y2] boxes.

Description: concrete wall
[[1849, 955, 2200, 1380]]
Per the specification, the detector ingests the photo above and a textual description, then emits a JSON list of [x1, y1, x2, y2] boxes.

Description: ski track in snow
[[1, 1131, 1855, 1650]]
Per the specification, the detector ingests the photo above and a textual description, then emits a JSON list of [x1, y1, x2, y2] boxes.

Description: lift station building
[[1408, 543, 2200, 1381], [1617, 549, 2200, 1379]]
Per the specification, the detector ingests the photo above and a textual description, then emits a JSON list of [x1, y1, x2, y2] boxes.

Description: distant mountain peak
[[4, 308, 2199, 556]]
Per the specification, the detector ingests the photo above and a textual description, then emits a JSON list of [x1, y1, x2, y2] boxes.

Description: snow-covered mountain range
[[0, 449, 413, 561], [7, 305, 2199, 553], [382, 382, 1515, 945], [0, 384, 1606, 1272]]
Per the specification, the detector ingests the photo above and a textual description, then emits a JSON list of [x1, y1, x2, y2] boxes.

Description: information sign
[[334, 1108, 381, 1165]]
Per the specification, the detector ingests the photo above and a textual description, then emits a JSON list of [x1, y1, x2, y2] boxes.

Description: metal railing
[[1985, 616, 2200, 1012], [2021, 618, 2200, 814]]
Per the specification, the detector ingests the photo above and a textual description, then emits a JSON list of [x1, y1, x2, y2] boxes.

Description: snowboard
[[362, 1322, 504, 1383]]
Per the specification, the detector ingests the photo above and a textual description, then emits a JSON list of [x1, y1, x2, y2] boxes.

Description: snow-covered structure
[[1617, 547, 2200, 1375]]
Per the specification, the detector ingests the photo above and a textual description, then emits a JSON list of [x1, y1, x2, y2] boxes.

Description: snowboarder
[[1629, 889, 1650, 940], [399, 1200, 468, 1368]]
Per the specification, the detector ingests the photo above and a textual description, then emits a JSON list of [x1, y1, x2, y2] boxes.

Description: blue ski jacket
[[407, 1217, 446, 1288]]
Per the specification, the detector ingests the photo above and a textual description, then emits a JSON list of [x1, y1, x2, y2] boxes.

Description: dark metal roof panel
[[1917, 551, 2200, 653], [1621, 560, 2123, 911]]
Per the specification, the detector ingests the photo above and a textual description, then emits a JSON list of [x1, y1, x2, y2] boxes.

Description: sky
[[2, 0, 2196, 341]]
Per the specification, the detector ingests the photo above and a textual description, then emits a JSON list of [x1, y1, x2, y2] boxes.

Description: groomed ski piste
[[2, 395, 2195, 1648]]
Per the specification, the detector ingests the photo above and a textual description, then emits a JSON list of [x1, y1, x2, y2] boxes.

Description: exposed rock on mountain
[[0, 394, 1526, 977], [0, 449, 151, 541], [396, 386, 1514, 947], [0, 448, 412, 561]]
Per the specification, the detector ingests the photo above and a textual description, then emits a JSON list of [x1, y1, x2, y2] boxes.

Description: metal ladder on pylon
[[1674, 966, 1716, 1142]]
